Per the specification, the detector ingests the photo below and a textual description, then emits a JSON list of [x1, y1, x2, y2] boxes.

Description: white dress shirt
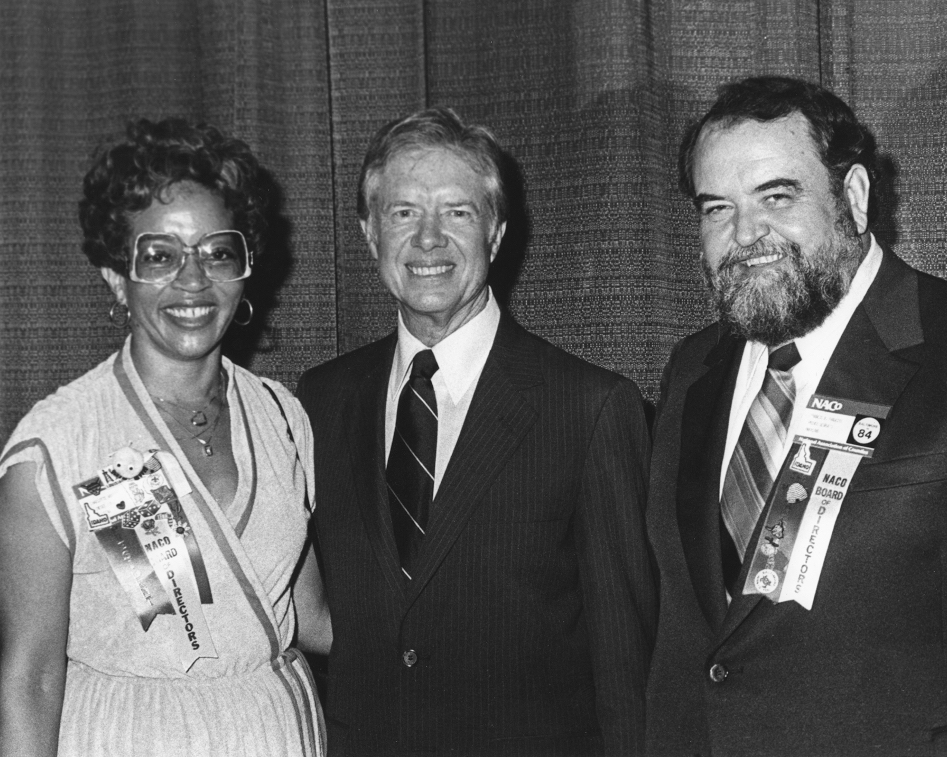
[[385, 289, 501, 497], [719, 235, 883, 498]]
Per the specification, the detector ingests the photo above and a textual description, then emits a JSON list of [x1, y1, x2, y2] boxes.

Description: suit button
[[402, 650, 418, 667], [708, 663, 728, 683]]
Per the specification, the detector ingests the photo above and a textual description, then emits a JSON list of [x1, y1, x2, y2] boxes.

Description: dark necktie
[[720, 342, 801, 591], [386, 349, 439, 579]]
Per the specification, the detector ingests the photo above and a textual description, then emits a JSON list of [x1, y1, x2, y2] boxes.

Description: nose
[[412, 213, 448, 251], [733, 206, 770, 248], [173, 250, 211, 290]]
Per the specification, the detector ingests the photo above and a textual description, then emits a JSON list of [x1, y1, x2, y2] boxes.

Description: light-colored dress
[[0, 339, 325, 756]]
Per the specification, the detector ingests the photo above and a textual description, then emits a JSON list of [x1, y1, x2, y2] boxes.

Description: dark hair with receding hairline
[[357, 106, 508, 226], [678, 76, 880, 224], [79, 117, 271, 275]]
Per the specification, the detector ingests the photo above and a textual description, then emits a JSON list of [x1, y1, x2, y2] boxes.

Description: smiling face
[[101, 181, 244, 369], [362, 147, 506, 346], [693, 113, 870, 345]]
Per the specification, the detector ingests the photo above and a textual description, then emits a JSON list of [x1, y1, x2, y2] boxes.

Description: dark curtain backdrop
[[2, 0, 946, 444]]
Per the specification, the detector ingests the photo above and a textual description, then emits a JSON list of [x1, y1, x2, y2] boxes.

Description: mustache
[[711, 238, 801, 274]]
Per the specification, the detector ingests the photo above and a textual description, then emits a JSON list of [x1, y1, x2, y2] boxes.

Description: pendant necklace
[[151, 373, 226, 457], [152, 384, 221, 427]]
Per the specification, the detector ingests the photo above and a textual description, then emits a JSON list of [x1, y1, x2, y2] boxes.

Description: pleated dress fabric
[[0, 337, 325, 757]]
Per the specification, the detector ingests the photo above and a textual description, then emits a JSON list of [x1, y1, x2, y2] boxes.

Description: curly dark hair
[[679, 76, 880, 225], [79, 118, 271, 275]]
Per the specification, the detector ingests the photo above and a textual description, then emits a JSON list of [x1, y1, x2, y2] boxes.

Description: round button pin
[[403, 650, 418, 667], [852, 416, 881, 445], [708, 663, 728, 683]]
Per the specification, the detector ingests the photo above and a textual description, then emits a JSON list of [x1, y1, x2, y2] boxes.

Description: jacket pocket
[[849, 452, 947, 493]]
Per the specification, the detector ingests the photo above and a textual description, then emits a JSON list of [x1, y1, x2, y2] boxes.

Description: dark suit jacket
[[646, 249, 947, 756], [297, 312, 656, 756]]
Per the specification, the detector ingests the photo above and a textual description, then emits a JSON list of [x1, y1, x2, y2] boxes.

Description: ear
[[843, 164, 870, 235], [100, 267, 127, 303], [489, 221, 507, 263], [360, 217, 379, 260]]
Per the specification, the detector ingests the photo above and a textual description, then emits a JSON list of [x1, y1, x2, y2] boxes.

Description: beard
[[701, 211, 865, 347]]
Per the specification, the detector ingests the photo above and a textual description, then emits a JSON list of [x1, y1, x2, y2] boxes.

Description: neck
[[401, 288, 490, 348], [131, 343, 224, 405]]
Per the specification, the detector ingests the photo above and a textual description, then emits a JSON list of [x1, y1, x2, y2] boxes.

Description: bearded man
[[646, 76, 947, 757]]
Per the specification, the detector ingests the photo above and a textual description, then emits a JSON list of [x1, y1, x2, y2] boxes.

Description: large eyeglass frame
[[128, 229, 254, 285]]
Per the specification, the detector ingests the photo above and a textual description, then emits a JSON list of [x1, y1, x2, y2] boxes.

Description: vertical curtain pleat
[[326, 0, 427, 353], [3, 0, 947, 443]]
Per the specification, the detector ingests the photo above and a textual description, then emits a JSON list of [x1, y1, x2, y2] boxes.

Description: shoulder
[[658, 320, 731, 388], [296, 334, 395, 397], [233, 363, 294, 404], [668, 320, 730, 365], [295, 335, 395, 427], [914, 265, 947, 308], [4, 353, 118, 451], [230, 365, 310, 431], [868, 250, 947, 347], [651, 320, 734, 426], [498, 317, 644, 404]]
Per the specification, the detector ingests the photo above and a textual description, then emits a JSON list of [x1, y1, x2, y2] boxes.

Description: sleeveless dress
[[0, 338, 325, 756]]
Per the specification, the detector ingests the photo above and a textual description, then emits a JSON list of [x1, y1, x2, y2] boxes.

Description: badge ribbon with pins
[[73, 446, 218, 671], [742, 394, 890, 610]]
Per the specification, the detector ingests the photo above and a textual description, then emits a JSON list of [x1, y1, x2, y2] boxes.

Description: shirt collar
[[392, 288, 501, 405]]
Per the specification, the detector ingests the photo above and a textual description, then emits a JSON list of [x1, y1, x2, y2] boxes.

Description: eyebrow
[[693, 178, 803, 208], [753, 178, 802, 193], [694, 192, 725, 207], [444, 200, 480, 211]]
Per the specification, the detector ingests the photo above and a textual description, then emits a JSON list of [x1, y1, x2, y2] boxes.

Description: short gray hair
[[357, 106, 508, 225]]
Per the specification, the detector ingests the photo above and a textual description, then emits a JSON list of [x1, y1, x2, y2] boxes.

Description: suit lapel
[[405, 315, 540, 606], [677, 327, 744, 630], [818, 250, 923, 404], [345, 334, 407, 598], [718, 248, 924, 641]]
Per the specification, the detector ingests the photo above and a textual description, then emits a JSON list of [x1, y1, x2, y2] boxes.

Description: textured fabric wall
[[2, 0, 946, 444]]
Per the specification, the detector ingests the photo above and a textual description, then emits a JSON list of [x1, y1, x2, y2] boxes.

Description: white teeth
[[166, 306, 214, 318], [745, 253, 783, 267], [408, 265, 451, 276]]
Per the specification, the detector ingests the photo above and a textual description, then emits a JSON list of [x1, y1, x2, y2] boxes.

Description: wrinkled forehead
[[698, 113, 823, 161], [365, 146, 497, 210], [693, 114, 827, 187]]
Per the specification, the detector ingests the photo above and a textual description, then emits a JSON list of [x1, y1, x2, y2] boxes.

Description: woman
[[0, 118, 328, 756]]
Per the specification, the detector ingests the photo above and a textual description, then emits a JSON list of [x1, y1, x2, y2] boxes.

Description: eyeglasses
[[129, 230, 253, 284]]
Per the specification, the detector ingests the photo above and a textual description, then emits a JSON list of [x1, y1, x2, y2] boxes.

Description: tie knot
[[768, 342, 800, 372], [411, 349, 439, 380]]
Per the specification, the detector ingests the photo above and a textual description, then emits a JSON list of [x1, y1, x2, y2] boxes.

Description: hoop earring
[[234, 298, 253, 326], [109, 301, 130, 329]]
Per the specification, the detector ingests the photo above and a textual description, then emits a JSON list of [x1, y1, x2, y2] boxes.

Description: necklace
[[160, 400, 224, 456], [152, 385, 222, 427], [151, 373, 226, 456]]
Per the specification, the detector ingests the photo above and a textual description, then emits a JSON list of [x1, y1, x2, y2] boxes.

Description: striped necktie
[[387, 349, 439, 579], [720, 342, 800, 590]]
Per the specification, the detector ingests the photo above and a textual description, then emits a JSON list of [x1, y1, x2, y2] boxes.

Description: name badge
[[74, 447, 218, 671], [742, 395, 889, 609]]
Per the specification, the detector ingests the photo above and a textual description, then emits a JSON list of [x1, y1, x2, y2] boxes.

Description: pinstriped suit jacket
[[296, 311, 656, 756]]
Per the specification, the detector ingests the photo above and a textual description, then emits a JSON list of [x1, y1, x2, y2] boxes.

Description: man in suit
[[296, 106, 656, 756], [646, 75, 947, 756]]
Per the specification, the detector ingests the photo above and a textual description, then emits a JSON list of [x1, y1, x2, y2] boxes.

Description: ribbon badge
[[74, 447, 218, 671], [743, 395, 890, 610]]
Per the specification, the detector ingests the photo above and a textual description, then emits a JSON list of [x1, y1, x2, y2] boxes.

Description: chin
[[161, 331, 227, 361], [406, 292, 459, 315]]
